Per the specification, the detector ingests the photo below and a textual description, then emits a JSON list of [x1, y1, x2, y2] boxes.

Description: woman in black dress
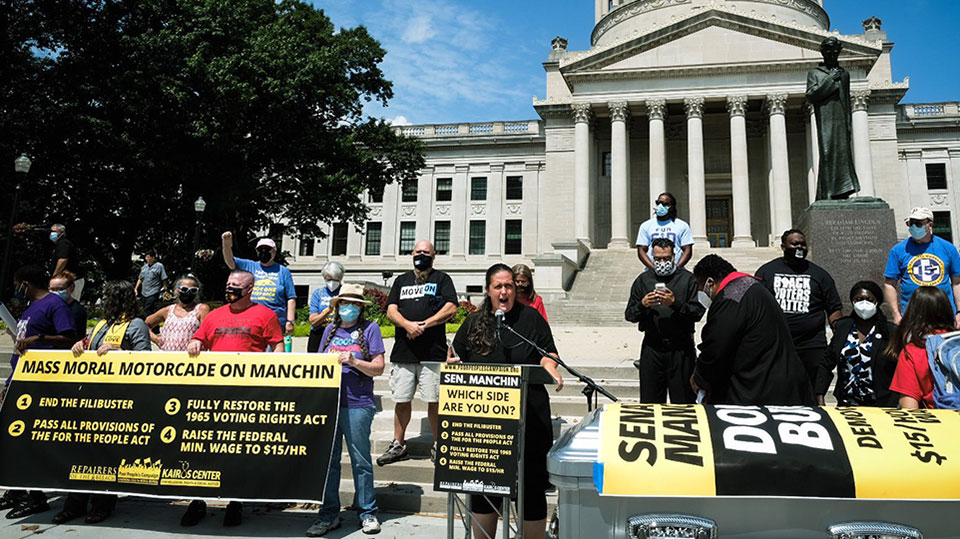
[[451, 263, 563, 539]]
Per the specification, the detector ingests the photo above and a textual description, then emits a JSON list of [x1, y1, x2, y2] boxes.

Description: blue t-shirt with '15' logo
[[884, 235, 960, 312]]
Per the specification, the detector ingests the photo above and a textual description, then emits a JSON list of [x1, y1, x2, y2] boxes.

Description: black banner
[[0, 350, 341, 503], [433, 363, 522, 496]]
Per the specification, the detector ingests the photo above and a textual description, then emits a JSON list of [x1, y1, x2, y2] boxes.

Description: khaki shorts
[[389, 363, 440, 403]]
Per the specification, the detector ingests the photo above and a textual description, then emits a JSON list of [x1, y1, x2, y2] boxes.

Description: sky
[[316, 0, 960, 125]]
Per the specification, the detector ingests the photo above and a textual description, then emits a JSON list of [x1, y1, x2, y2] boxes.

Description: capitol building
[[287, 0, 960, 304]]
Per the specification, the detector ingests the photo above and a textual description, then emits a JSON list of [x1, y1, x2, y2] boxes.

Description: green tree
[[1, 0, 423, 289]]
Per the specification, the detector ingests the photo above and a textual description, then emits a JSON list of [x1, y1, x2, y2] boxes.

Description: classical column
[[486, 164, 504, 257], [684, 97, 708, 248], [609, 101, 632, 248], [805, 102, 819, 204], [851, 90, 876, 197], [573, 103, 594, 246], [450, 165, 469, 259], [767, 93, 793, 238], [727, 95, 754, 247], [647, 98, 668, 200], [380, 182, 400, 259]]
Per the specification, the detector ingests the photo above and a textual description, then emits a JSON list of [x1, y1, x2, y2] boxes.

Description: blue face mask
[[339, 304, 361, 323], [49, 232, 59, 242], [654, 204, 670, 218], [53, 290, 69, 301], [909, 224, 928, 241]]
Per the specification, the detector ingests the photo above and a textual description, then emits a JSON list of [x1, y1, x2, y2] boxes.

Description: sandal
[[84, 509, 111, 524], [52, 508, 86, 524], [5, 498, 50, 519]]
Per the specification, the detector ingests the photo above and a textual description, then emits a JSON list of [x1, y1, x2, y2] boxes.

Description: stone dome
[[592, 0, 830, 48]]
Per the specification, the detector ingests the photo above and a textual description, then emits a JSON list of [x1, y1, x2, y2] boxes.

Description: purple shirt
[[8, 294, 76, 385], [320, 321, 385, 409]]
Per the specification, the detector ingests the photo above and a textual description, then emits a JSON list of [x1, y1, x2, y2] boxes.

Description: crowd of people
[[2, 200, 959, 538]]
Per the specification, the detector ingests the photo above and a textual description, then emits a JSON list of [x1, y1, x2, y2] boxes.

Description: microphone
[[495, 309, 505, 332]]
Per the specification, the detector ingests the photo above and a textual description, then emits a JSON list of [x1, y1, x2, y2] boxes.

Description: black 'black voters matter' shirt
[[387, 269, 458, 363], [755, 258, 842, 350]]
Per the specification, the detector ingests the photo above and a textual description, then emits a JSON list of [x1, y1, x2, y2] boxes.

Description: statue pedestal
[[797, 197, 898, 309]]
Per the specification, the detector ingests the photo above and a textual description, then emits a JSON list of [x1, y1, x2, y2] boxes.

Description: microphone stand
[[499, 322, 617, 412]]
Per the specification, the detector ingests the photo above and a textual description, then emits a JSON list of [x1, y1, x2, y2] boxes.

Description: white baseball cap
[[905, 207, 934, 223], [255, 238, 277, 249]]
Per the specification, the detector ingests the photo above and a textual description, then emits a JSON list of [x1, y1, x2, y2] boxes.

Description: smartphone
[[654, 283, 667, 293]]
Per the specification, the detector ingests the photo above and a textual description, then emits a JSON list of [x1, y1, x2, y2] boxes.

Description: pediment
[[560, 8, 881, 75]]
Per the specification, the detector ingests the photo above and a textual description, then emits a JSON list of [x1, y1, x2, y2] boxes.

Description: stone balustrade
[[394, 120, 542, 138]]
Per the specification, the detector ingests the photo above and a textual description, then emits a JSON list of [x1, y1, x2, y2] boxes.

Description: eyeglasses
[[178, 286, 199, 294]]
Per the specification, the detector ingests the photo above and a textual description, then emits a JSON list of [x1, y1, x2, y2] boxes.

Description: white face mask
[[697, 282, 714, 309], [853, 300, 877, 320], [326, 280, 340, 291]]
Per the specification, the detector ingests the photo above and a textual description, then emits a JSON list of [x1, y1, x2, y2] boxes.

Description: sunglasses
[[178, 286, 199, 294]]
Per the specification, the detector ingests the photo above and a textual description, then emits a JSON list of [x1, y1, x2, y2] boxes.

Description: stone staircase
[[547, 246, 780, 326]]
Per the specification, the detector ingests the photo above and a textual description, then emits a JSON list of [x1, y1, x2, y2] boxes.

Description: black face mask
[[257, 250, 273, 264], [225, 286, 246, 304], [784, 247, 808, 262], [179, 291, 197, 304], [413, 254, 434, 271]]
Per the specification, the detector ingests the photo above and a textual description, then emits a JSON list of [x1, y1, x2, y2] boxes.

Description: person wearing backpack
[[815, 281, 898, 407], [888, 287, 956, 409], [306, 283, 384, 537]]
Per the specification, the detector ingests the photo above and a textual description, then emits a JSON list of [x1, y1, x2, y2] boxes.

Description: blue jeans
[[318, 406, 378, 521]]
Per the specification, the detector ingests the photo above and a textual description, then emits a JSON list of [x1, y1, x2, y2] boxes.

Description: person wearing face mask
[[756, 229, 843, 388], [450, 264, 563, 539], [379, 240, 458, 466], [221, 231, 297, 336], [883, 207, 960, 327], [307, 261, 345, 353], [625, 238, 705, 403], [306, 283, 385, 537], [1, 266, 77, 520], [815, 281, 898, 407], [635, 192, 694, 270], [49, 271, 87, 336], [144, 275, 210, 351], [49, 223, 84, 301], [691, 254, 812, 405], [512, 264, 547, 321], [182, 269, 284, 528]]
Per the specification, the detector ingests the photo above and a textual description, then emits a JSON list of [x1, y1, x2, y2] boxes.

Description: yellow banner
[[13, 351, 341, 389], [823, 407, 960, 499], [598, 402, 716, 496]]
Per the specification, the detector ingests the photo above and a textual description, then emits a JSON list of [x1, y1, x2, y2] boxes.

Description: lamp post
[[192, 196, 206, 270], [1, 154, 31, 298]]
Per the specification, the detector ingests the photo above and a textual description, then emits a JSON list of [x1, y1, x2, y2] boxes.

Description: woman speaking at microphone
[[450, 264, 563, 539]]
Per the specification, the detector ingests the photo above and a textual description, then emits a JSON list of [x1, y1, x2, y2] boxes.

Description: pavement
[[0, 497, 464, 538]]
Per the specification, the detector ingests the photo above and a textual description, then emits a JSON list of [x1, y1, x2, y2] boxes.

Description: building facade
[[287, 0, 960, 301]]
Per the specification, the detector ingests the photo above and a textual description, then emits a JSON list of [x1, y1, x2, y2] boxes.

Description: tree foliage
[[1, 0, 424, 288]]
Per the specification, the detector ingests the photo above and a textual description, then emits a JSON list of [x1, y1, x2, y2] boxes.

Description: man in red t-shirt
[[181, 269, 283, 528], [187, 270, 284, 354]]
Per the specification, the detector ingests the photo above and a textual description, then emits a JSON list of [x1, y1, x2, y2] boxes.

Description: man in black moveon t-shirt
[[50, 223, 84, 301], [377, 240, 458, 466], [755, 229, 842, 388]]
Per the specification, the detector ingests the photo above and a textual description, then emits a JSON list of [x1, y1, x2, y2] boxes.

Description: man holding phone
[[625, 238, 705, 403]]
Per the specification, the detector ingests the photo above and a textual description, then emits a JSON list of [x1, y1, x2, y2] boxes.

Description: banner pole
[[447, 492, 455, 539]]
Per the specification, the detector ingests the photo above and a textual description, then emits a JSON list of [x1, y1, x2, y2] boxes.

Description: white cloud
[[401, 15, 436, 44], [387, 115, 411, 125]]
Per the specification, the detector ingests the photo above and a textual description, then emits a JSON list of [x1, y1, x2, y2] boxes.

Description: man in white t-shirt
[[636, 192, 694, 269]]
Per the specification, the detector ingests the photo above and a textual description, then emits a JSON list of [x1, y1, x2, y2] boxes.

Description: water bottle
[[284, 335, 293, 353]]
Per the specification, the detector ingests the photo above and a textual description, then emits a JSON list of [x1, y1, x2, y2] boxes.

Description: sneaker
[[361, 516, 381, 534], [0, 492, 24, 511], [306, 516, 341, 537], [223, 501, 242, 527], [430, 442, 437, 463], [376, 440, 408, 466], [180, 500, 206, 527], [5, 498, 49, 519]]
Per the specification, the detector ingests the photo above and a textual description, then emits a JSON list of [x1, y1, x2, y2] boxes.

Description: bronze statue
[[805, 37, 860, 200]]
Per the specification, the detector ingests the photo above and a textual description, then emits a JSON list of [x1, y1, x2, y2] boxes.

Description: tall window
[[934, 211, 953, 244], [469, 221, 486, 255], [368, 185, 384, 204], [331, 223, 348, 256], [504, 220, 522, 254], [402, 179, 418, 202], [601, 152, 612, 177], [436, 178, 452, 202], [471, 177, 487, 201], [298, 236, 315, 257], [435, 221, 451, 255], [506, 176, 523, 200], [927, 163, 948, 190], [399, 222, 417, 255], [365, 222, 382, 256]]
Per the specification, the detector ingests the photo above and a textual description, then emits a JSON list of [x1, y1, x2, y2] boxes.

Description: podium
[[427, 361, 553, 539]]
